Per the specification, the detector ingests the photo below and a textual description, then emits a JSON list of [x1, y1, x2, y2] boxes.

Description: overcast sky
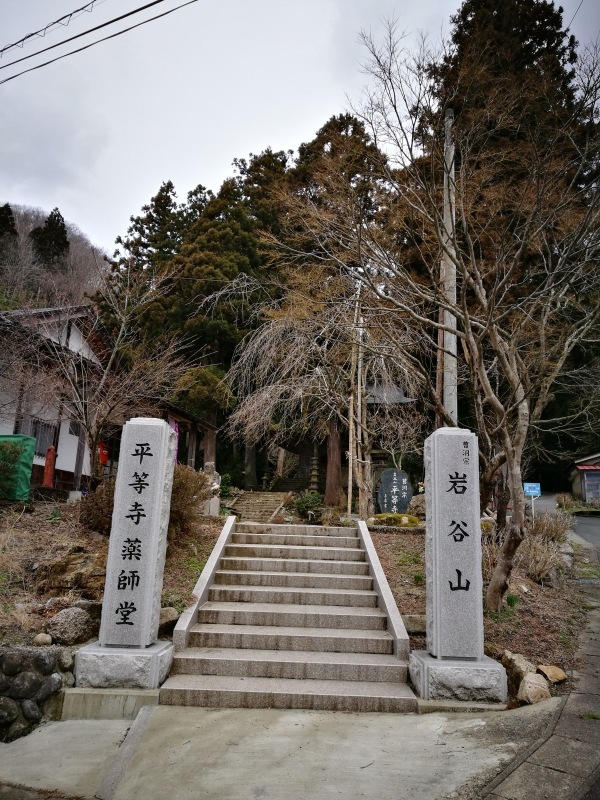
[[1, 0, 598, 253]]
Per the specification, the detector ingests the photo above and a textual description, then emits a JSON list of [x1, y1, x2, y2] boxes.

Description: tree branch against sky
[[260, 4, 600, 610]]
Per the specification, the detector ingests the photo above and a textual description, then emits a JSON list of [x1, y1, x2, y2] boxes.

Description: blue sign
[[523, 482, 541, 497]]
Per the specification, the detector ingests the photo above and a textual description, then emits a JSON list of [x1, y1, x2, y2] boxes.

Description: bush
[[81, 465, 212, 538], [80, 478, 115, 535], [168, 465, 211, 537], [556, 492, 574, 510], [529, 510, 571, 543], [295, 491, 323, 521], [0, 441, 25, 502]]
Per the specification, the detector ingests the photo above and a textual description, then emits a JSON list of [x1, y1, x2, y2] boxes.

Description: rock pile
[[502, 650, 568, 705], [0, 646, 74, 742]]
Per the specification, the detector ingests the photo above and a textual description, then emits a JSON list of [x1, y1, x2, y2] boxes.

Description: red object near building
[[97, 442, 109, 466], [42, 445, 56, 489]]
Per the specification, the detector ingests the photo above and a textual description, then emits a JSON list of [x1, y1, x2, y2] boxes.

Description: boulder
[[34, 673, 63, 704], [537, 665, 568, 684], [6, 671, 43, 699], [33, 633, 53, 646], [73, 599, 103, 620], [408, 494, 426, 518], [502, 650, 536, 697], [517, 672, 551, 705], [58, 649, 74, 672], [45, 607, 93, 645], [158, 607, 180, 636], [1, 651, 29, 676], [32, 650, 56, 675], [0, 697, 20, 726], [20, 699, 42, 723]]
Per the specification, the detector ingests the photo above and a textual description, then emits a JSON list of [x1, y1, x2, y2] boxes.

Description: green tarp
[[0, 435, 36, 501]]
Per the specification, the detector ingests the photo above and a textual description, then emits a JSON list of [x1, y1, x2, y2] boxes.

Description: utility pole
[[436, 108, 457, 426]]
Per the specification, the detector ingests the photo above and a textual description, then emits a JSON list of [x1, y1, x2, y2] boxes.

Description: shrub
[[556, 492, 574, 510], [81, 465, 212, 538], [219, 473, 233, 498], [0, 441, 25, 502], [295, 491, 323, 521], [80, 478, 115, 535], [529, 510, 571, 543], [168, 465, 211, 537]]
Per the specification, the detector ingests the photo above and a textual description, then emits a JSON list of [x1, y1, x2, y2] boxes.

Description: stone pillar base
[[75, 640, 173, 689], [409, 651, 507, 703]]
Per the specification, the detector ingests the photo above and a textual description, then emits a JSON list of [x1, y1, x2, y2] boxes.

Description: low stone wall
[[0, 645, 74, 741]]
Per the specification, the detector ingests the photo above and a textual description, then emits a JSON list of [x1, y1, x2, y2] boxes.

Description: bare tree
[[225, 266, 424, 517], [262, 28, 600, 609], [8, 259, 191, 486]]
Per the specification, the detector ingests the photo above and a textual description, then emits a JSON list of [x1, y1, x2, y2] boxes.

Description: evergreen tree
[[0, 203, 18, 265], [115, 180, 186, 276], [29, 207, 70, 269]]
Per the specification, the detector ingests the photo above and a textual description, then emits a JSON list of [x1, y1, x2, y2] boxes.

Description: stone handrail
[[357, 520, 410, 660], [172, 515, 237, 651]]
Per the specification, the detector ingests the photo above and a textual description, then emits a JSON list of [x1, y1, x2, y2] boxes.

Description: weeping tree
[[222, 266, 424, 518]]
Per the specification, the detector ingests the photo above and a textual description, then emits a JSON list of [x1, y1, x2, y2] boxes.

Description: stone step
[[219, 556, 370, 575], [197, 601, 387, 630], [231, 532, 359, 548], [170, 648, 408, 682], [224, 544, 366, 562], [235, 523, 357, 536], [159, 674, 418, 713], [213, 569, 373, 590], [188, 623, 394, 654], [208, 585, 379, 608]]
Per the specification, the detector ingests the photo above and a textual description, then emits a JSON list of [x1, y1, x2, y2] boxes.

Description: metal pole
[[442, 108, 458, 425]]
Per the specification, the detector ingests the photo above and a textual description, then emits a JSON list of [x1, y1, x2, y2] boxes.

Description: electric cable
[[0, 1, 101, 56], [0, 0, 198, 87], [0, 0, 169, 71]]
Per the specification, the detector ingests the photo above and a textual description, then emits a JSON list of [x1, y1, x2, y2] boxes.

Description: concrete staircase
[[228, 492, 287, 523], [160, 521, 418, 712]]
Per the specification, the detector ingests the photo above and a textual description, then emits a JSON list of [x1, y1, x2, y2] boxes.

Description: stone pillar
[[409, 428, 506, 702], [75, 418, 176, 689]]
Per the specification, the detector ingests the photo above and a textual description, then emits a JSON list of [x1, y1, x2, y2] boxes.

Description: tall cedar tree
[[29, 207, 69, 269]]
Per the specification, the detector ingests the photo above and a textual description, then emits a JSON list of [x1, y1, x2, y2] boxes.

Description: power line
[[1, 0, 169, 71], [0, 0, 199, 87], [567, 0, 584, 30], [0, 1, 102, 58]]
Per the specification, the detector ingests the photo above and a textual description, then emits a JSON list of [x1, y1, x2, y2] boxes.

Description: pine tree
[[29, 207, 70, 270]]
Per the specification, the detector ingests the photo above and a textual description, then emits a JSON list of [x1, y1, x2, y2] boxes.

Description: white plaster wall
[[68, 323, 101, 365], [56, 418, 91, 477], [0, 378, 18, 435]]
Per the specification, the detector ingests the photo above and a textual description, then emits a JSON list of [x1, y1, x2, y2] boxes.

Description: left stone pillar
[[76, 418, 176, 689]]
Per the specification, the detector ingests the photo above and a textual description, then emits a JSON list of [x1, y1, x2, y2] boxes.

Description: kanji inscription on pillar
[[99, 418, 176, 647], [425, 428, 484, 660]]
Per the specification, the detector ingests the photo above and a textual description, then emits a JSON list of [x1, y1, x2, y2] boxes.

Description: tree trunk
[[324, 418, 342, 507], [244, 443, 258, 490], [495, 472, 511, 541], [485, 461, 526, 611], [358, 453, 374, 520]]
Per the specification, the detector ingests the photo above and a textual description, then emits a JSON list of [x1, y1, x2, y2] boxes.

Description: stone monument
[[377, 468, 413, 513], [409, 428, 507, 702], [75, 418, 176, 689]]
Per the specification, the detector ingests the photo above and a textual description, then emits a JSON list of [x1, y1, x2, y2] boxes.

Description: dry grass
[[372, 526, 587, 677]]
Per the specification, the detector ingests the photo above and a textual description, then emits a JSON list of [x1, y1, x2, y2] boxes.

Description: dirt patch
[[0, 500, 221, 645]]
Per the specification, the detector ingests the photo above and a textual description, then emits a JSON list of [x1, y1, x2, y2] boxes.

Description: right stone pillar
[[409, 428, 507, 702]]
